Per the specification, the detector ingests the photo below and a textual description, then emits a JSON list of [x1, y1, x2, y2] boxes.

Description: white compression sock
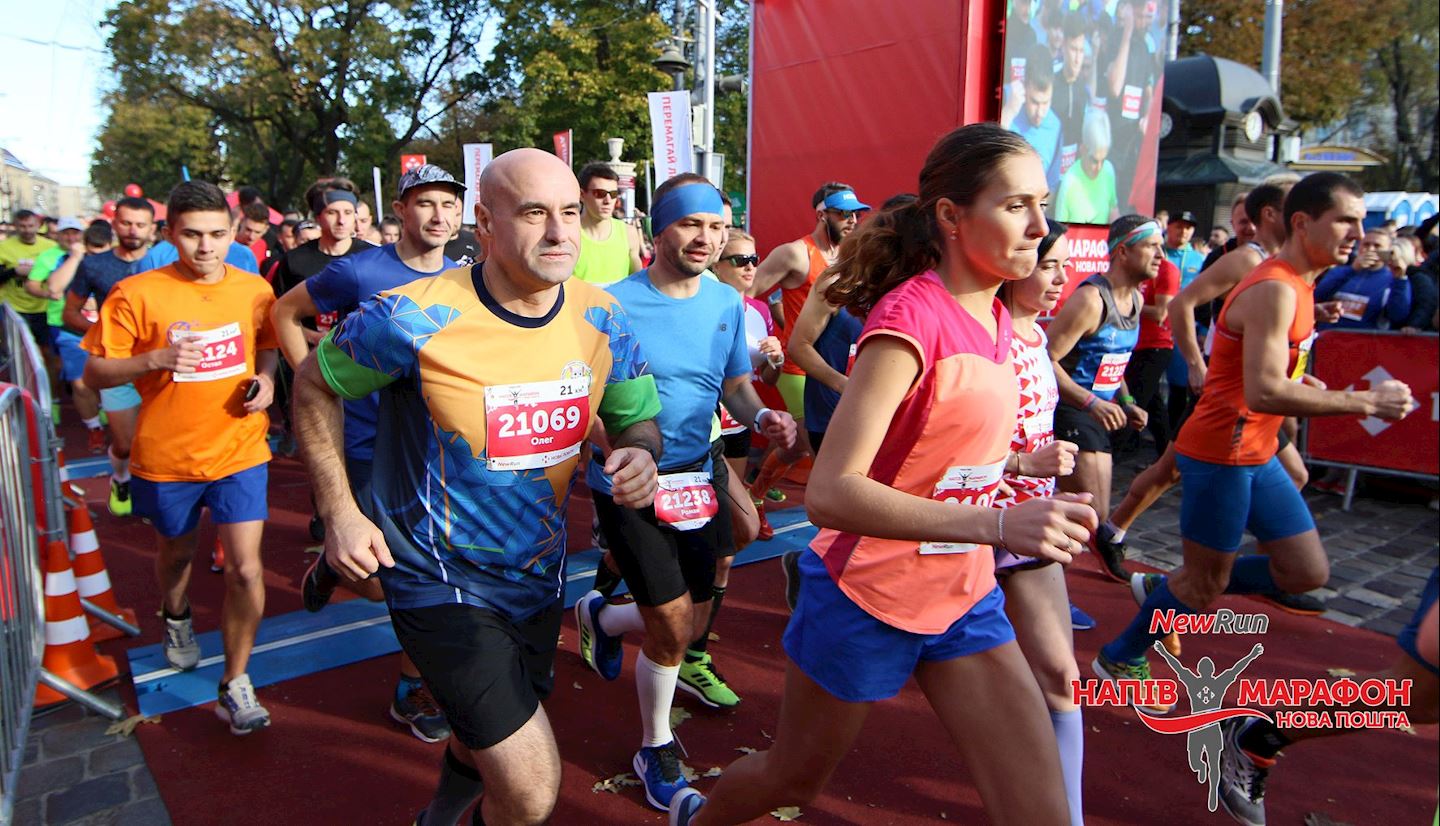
[[635, 651, 679, 748], [109, 448, 131, 483], [598, 600, 647, 637]]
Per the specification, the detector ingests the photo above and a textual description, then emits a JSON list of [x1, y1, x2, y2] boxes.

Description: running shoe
[[1069, 603, 1096, 630], [1309, 477, 1346, 496], [593, 558, 623, 599], [210, 540, 225, 573], [575, 590, 623, 681], [1217, 718, 1272, 826], [780, 550, 802, 613], [308, 513, 326, 543], [86, 427, 107, 454], [162, 613, 201, 671], [634, 741, 689, 811], [1092, 525, 1129, 582], [390, 682, 452, 743], [1092, 651, 1174, 713], [669, 788, 706, 826], [216, 674, 271, 735], [301, 554, 340, 613], [1257, 591, 1325, 616], [1130, 573, 1182, 657], [755, 501, 775, 542], [107, 478, 132, 517], [764, 486, 786, 503], [678, 652, 741, 708]]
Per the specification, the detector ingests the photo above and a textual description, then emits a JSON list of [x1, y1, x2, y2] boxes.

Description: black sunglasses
[[722, 254, 759, 267]]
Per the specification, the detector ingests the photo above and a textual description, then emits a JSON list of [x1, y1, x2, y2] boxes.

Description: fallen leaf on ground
[[704, 767, 724, 777], [592, 773, 642, 794], [1398, 724, 1417, 735], [1325, 668, 1356, 678], [761, 729, 772, 739], [572, 682, 583, 690], [771, 806, 803, 821], [105, 714, 160, 737], [670, 706, 692, 728], [707, 632, 720, 641], [681, 762, 698, 781], [736, 746, 757, 754]]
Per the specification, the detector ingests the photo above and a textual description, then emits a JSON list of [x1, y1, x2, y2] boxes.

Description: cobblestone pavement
[[13, 690, 170, 826], [11, 455, 1434, 824], [1111, 451, 1440, 636]]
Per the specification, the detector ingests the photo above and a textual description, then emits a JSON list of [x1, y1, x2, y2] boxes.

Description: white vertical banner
[[648, 91, 694, 184], [462, 143, 494, 220]]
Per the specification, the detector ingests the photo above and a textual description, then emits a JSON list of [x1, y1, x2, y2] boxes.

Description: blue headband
[[1108, 220, 1161, 253], [651, 184, 725, 237]]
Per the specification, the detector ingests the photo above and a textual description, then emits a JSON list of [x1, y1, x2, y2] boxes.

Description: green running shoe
[[108, 478, 132, 517], [678, 652, 741, 708]]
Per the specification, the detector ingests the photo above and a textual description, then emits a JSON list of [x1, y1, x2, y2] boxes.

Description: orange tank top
[[1175, 258, 1316, 466], [777, 236, 830, 375]]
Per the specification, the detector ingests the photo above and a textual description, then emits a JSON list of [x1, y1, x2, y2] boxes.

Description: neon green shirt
[[0, 236, 58, 314]]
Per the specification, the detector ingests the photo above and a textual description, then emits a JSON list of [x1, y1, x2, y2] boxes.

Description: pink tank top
[[809, 272, 1017, 634]]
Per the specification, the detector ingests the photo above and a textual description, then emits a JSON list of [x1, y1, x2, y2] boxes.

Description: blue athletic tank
[[1059, 275, 1140, 400], [803, 306, 864, 432]]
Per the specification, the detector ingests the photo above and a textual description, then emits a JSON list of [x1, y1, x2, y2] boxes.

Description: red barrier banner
[[1306, 331, 1439, 477]]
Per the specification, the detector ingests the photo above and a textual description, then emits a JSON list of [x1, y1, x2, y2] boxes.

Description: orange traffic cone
[[66, 500, 137, 642], [35, 539, 119, 707]]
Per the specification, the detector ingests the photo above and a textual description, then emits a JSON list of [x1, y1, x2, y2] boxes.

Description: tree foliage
[[91, 96, 225, 199], [1359, 0, 1439, 191], [1178, 0, 1395, 127], [100, 0, 491, 208]]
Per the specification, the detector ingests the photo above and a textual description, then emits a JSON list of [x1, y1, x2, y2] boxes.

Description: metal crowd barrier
[[0, 385, 45, 826]]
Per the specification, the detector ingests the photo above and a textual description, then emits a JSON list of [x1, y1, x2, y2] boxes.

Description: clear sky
[[0, 0, 114, 187]]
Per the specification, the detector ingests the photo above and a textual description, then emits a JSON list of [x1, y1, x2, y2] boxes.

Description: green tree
[[1361, 0, 1439, 191], [101, 0, 492, 208], [91, 95, 225, 200], [1179, 0, 1396, 127], [479, 1, 671, 167]]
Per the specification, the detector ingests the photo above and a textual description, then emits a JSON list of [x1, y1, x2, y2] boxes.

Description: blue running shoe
[[576, 590, 623, 681], [1070, 602, 1097, 631], [669, 787, 706, 825], [635, 741, 689, 811]]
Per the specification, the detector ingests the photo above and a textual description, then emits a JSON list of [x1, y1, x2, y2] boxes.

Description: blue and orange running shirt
[[314, 264, 660, 619], [809, 271, 1017, 634]]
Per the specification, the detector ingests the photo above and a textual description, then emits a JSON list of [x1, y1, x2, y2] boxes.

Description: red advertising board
[[1305, 331, 1439, 477], [1059, 224, 1110, 305]]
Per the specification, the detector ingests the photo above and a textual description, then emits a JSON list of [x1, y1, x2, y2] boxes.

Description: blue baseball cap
[[397, 164, 466, 200], [822, 190, 871, 212]]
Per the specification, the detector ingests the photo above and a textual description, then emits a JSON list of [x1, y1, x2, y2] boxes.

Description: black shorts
[[19, 312, 50, 354], [390, 601, 562, 751], [592, 467, 734, 607], [720, 429, 750, 459], [1054, 404, 1114, 453], [808, 429, 826, 456]]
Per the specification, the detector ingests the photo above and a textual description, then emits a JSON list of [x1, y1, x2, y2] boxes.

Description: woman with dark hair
[[994, 219, 1087, 825], [671, 123, 1098, 826]]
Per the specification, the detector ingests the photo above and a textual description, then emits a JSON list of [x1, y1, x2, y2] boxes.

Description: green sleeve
[[597, 374, 661, 435], [315, 332, 397, 400]]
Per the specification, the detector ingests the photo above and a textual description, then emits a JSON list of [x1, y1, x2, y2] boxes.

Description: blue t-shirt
[[307, 244, 456, 462], [1010, 108, 1063, 193], [1165, 245, 1205, 289], [588, 271, 750, 494], [66, 250, 138, 324], [803, 306, 863, 432], [132, 240, 258, 275], [1316, 265, 1413, 330]]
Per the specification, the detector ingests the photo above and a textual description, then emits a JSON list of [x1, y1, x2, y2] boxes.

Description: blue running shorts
[[132, 463, 269, 538], [782, 549, 1014, 702], [1176, 454, 1314, 552], [1397, 568, 1439, 675], [51, 328, 88, 383], [99, 382, 141, 412]]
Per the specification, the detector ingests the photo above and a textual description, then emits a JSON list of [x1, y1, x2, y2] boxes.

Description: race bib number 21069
[[484, 378, 591, 471]]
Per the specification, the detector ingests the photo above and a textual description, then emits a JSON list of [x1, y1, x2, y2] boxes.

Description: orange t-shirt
[[1175, 258, 1316, 466], [81, 264, 278, 482], [776, 236, 830, 376], [809, 272, 1015, 634]]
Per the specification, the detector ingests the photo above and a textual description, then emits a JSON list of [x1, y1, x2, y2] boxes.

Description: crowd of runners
[[1, 122, 1437, 826]]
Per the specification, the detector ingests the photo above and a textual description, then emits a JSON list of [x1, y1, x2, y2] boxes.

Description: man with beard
[[748, 183, 870, 500], [63, 197, 156, 515]]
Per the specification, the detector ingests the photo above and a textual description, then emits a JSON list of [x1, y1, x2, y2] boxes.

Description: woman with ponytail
[[672, 123, 1099, 826]]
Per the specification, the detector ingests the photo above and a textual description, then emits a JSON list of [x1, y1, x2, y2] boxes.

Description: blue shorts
[[132, 463, 269, 538], [782, 550, 1014, 702], [1397, 568, 1439, 676], [1176, 454, 1314, 552], [50, 328, 88, 383], [99, 382, 141, 412]]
